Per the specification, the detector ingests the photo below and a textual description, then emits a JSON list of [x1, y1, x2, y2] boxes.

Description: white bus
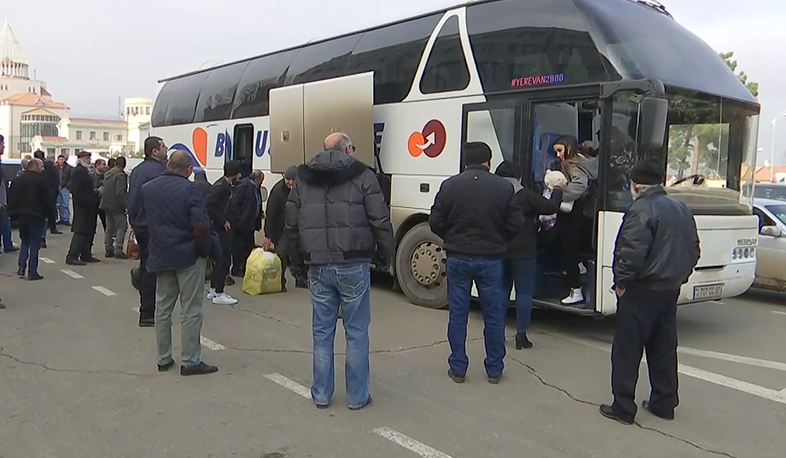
[[150, 0, 760, 315]]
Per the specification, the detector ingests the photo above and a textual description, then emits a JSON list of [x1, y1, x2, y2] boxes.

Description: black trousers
[[136, 228, 157, 321], [211, 228, 232, 293], [611, 286, 680, 422], [67, 233, 93, 261], [48, 192, 59, 232], [557, 203, 586, 289], [231, 230, 255, 276], [98, 209, 107, 231]]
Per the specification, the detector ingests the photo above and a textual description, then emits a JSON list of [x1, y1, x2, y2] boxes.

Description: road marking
[[771, 311, 786, 316], [200, 336, 226, 351], [92, 286, 117, 296], [678, 346, 786, 372], [558, 335, 786, 406], [61, 269, 83, 279], [264, 373, 311, 399], [40, 257, 55, 264], [373, 427, 454, 458]]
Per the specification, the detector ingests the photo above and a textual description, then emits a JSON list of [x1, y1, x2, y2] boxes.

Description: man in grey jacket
[[100, 156, 129, 259], [285, 132, 394, 410]]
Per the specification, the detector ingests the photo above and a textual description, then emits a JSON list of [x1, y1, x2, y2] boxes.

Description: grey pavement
[[1, 230, 785, 458]]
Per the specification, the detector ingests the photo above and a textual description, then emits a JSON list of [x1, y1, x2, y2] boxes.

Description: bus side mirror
[[640, 97, 669, 150], [760, 225, 782, 237]]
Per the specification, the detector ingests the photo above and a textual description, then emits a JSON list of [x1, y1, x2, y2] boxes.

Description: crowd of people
[[0, 130, 701, 424]]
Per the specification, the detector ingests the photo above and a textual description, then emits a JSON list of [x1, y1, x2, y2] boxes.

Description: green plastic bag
[[242, 248, 282, 295]]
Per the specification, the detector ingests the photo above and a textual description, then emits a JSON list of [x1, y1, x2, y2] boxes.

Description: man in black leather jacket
[[600, 158, 700, 426]]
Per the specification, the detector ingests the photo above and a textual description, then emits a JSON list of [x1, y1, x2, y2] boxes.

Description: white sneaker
[[212, 293, 238, 306], [206, 288, 217, 300], [561, 288, 584, 305]]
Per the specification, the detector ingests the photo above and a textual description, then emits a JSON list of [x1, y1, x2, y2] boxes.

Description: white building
[[0, 22, 152, 158]]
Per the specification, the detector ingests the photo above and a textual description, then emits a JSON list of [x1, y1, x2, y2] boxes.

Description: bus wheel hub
[[410, 242, 445, 288]]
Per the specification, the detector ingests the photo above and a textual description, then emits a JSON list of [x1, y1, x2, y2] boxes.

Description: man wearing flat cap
[[429, 141, 524, 385], [66, 150, 102, 265], [262, 165, 303, 291], [600, 157, 701, 425], [229, 169, 266, 278]]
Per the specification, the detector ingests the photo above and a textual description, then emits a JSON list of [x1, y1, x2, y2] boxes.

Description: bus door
[[523, 92, 605, 314], [461, 98, 525, 172]]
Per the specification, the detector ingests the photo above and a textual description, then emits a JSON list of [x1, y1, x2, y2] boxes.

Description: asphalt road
[[1, 230, 785, 458]]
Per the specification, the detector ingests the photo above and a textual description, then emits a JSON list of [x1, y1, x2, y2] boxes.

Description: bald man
[[142, 150, 217, 376], [286, 132, 394, 410]]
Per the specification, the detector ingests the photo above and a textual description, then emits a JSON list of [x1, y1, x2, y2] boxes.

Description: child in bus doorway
[[553, 136, 598, 306]]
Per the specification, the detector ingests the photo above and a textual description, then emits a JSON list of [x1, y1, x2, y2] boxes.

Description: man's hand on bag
[[262, 237, 273, 252], [224, 221, 231, 231]]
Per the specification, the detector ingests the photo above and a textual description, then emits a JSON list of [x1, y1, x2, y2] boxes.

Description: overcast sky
[[5, 0, 786, 163]]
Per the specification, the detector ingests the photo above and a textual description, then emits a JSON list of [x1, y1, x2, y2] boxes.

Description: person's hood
[[504, 177, 523, 193], [568, 154, 599, 180], [104, 167, 124, 179], [298, 150, 368, 186]]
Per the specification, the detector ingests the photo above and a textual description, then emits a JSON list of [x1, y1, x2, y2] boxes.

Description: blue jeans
[[503, 259, 536, 333], [18, 216, 46, 276], [0, 207, 14, 250], [446, 256, 506, 378], [57, 188, 70, 222], [308, 262, 371, 408]]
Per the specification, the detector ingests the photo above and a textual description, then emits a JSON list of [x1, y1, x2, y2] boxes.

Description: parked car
[[753, 183, 786, 202], [752, 198, 786, 291], [1, 158, 23, 182]]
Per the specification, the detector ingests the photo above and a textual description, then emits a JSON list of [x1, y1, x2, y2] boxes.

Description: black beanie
[[463, 142, 492, 166], [284, 165, 298, 180], [630, 158, 665, 185]]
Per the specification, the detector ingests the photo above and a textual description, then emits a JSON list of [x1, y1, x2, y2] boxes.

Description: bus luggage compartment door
[[269, 72, 374, 173]]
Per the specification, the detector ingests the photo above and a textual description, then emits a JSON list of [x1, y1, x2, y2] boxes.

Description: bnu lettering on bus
[[210, 123, 386, 157]]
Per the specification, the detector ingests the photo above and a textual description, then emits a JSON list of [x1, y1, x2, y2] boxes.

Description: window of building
[[76, 131, 83, 140], [61, 148, 69, 156], [146, 107, 150, 115], [419, 16, 471, 94], [116, 133, 123, 141], [90, 131, 96, 140], [103, 132, 110, 141], [47, 148, 56, 156]]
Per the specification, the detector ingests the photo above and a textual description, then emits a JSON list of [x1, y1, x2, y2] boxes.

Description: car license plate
[[693, 284, 723, 300]]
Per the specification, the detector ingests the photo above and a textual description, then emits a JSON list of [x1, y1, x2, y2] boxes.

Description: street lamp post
[[772, 110, 786, 183]]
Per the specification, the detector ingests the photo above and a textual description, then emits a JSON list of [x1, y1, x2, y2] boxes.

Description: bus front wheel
[[395, 222, 448, 309]]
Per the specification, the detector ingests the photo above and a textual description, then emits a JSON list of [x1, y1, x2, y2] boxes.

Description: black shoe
[[225, 276, 235, 286], [4, 246, 19, 253], [138, 318, 155, 328], [295, 278, 308, 289], [515, 332, 533, 350], [130, 267, 141, 290], [315, 402, 329, 410], [114, 252, 128, 260], [180, 361, 219, 376], [27, 274, 44, 281], [487, 375, 502, 385], [40, 241, 47, 249], [448, 369, 465, 384], [599, 404, 634, 425], [51, 229, 63, 235], [16, 268, 25, 277], [66, 258, 87, 266], [0, 302, 5, 309], [81, 257, 101, 263], [158, 359, 176, 372], [105, 250, 115, 258], [348, 395, 372, 411], [642, 400, 674, 420]]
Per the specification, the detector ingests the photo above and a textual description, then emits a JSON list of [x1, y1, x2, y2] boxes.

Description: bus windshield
[[663, 89, 758, 214]]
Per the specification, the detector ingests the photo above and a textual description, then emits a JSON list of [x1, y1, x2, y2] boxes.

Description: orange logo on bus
[[408, 120, 447, 158]]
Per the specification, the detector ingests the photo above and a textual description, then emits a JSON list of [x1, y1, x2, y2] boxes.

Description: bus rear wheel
[[395, 222, 448, 309]]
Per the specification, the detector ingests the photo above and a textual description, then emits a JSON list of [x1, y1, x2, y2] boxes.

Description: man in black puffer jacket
[[285, 132, 394, 411], [600, 158, 700, 426], [429, 142, 524, 385]]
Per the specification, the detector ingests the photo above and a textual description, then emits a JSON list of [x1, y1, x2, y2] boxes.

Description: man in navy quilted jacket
[[142, 150, 217, 376]]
